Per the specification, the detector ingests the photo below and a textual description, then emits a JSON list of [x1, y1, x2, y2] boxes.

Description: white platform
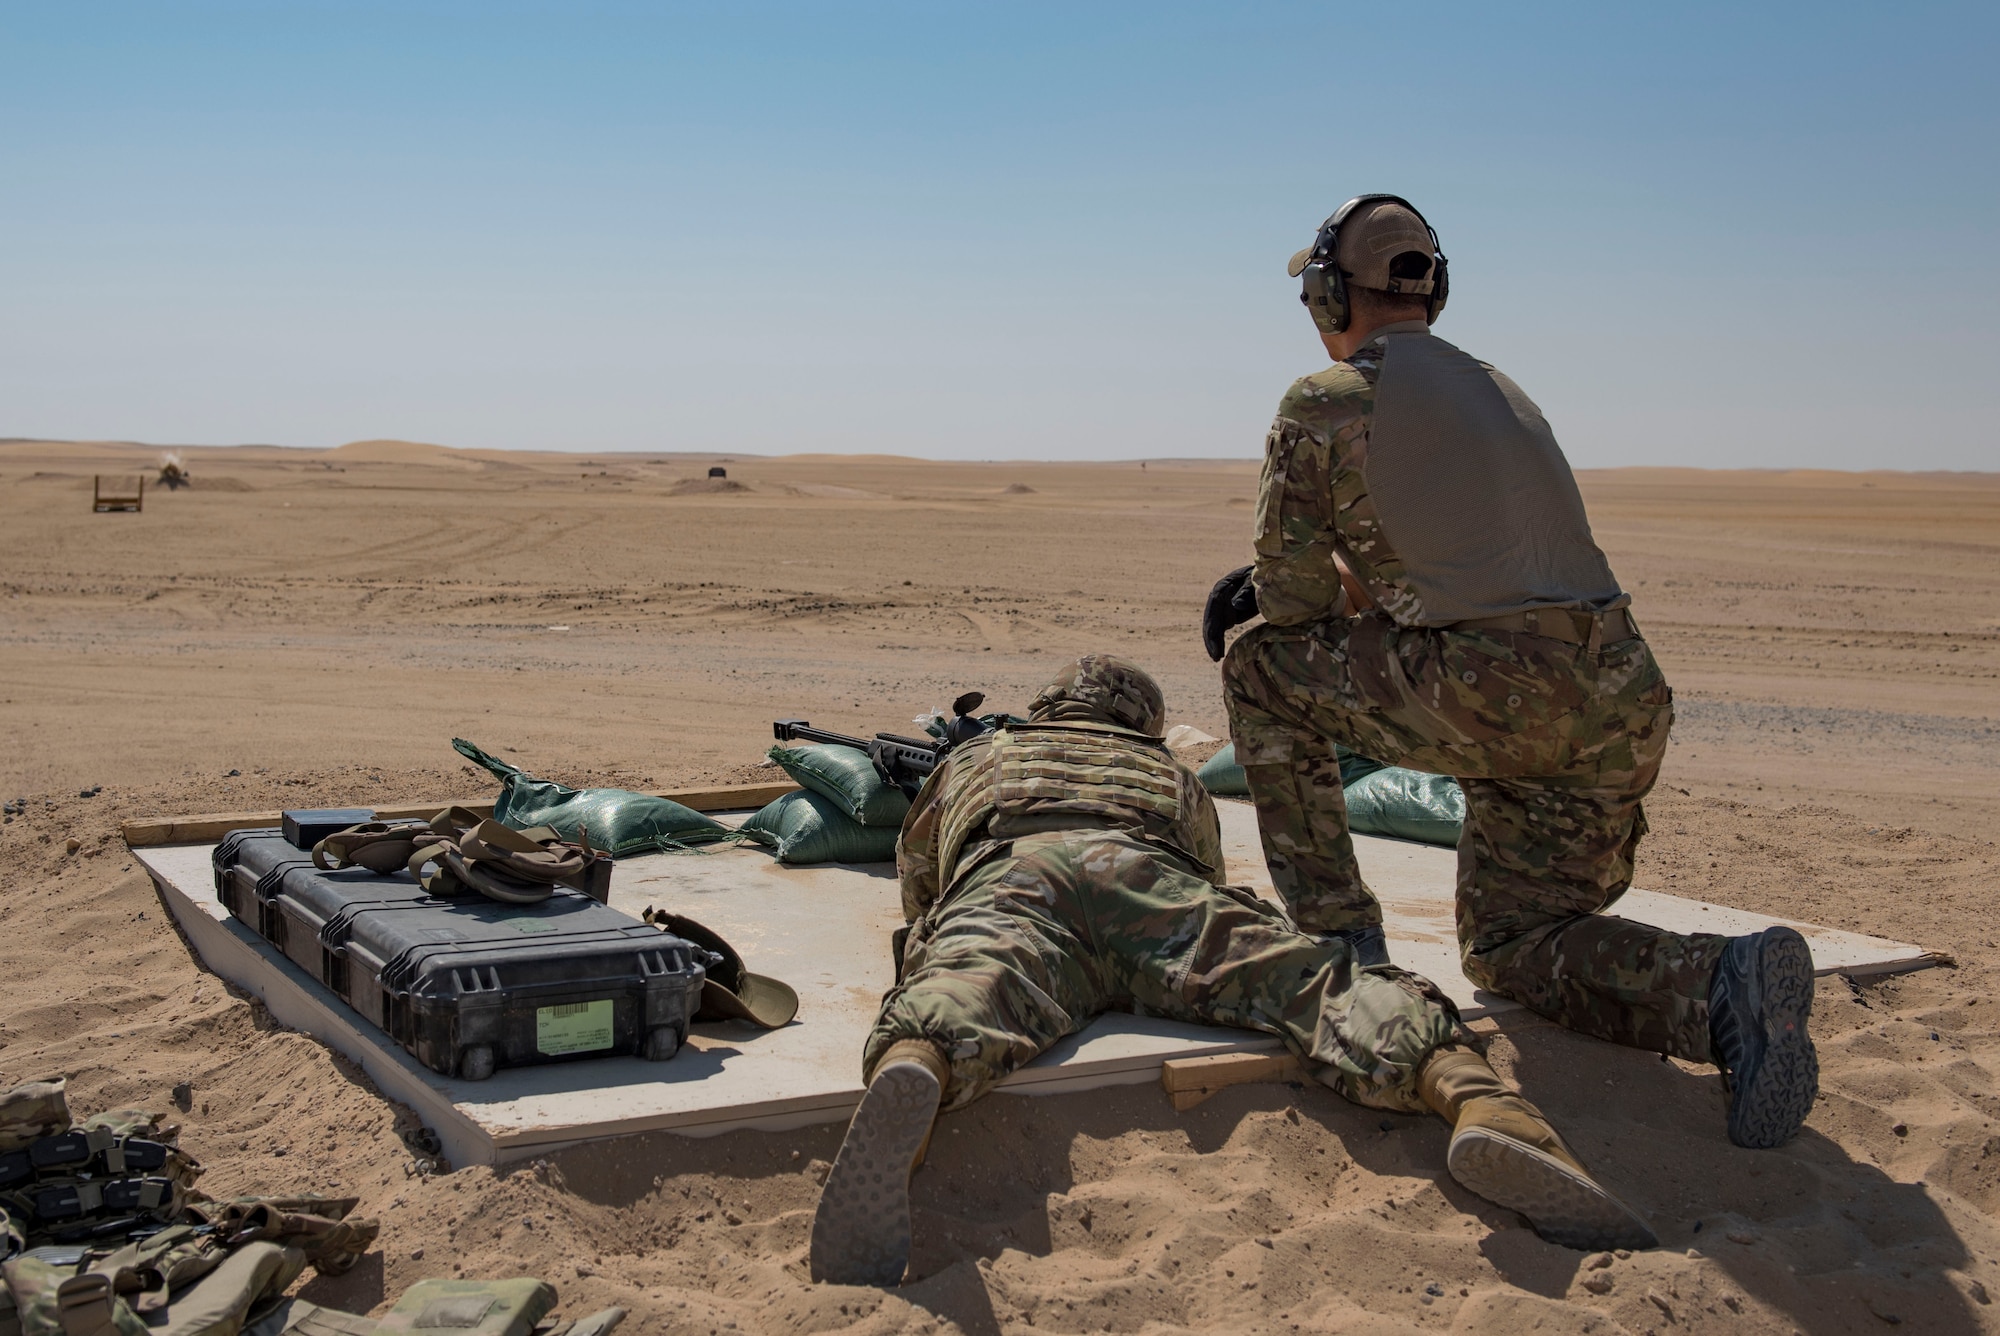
[[136, 802, 1939, 1166]]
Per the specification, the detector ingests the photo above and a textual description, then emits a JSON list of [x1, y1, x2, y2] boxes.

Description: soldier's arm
[[1250, 379, 1371, 625], [894, 763, 946, 922], [1178, 766, 1228, 886]]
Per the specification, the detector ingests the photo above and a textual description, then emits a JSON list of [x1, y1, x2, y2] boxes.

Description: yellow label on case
[[536, 1000, 614, 1055]]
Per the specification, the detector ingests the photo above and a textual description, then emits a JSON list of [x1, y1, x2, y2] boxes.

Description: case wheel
[[641, 1027, 680, 1062], [459, 1044, 496, 1081]]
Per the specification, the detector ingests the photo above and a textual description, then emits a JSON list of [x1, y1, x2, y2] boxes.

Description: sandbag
[[766, 743, 910, 827], [1194, 743, 1462, 847], [1344, 767, 1465, 847], [1193, 742, 1387, 797], [740, 790, 898, 865], [452, 740, 732, 857], [1193, 744, 1249, 796]]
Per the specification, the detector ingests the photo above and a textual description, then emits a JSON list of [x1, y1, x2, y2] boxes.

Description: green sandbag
[[740, 789, 900, 865], [766, 743, 910, 827], [453, 738, 733, 857], [1195, 741, 1462, 847], [1344, 767, 1465, 847], [1195, 744, 1249, 796], [1195, 742, 1387, 797]]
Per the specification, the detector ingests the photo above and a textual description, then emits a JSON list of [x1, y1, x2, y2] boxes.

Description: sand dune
[[2, 448, 1998, 1333]]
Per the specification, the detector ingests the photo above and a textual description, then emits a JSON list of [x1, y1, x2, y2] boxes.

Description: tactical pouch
[[991, 730, 1181, 820], [27, 1132, 171, 1180], [29, 1177, 179, 1224], [377, 1279, 557, 1336], [0, 1081, 70, 1155]]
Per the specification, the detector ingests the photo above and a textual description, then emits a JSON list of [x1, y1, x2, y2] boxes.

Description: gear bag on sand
[[452, 740, 733, 857], [0, 1080, 622, 1336]]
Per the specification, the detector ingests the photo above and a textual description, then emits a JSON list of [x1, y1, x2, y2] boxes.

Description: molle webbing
[[993, 732, 1180, 818], [933, 726, 1181, 882]]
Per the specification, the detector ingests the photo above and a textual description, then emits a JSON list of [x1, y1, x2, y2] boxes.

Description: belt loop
[[1587, 613, 1604, 656]]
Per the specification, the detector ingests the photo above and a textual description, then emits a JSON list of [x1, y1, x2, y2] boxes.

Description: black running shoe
[[1708, 926, 1819, 1149], [808, 1059, 941, 1286]]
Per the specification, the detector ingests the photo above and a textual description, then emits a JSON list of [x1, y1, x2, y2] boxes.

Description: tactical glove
[[1201, 565, 1261, 661]]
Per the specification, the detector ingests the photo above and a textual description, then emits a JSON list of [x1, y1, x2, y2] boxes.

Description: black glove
[[1201, 565, 1260, 661]]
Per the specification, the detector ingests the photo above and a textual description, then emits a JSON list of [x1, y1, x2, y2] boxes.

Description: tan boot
[[1419, 1045, 1657, 1251], [809, 1040, 950, 1287]]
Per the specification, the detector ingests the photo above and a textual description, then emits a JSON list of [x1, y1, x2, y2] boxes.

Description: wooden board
[[118, 782, 801, 847], [1161, 1052, 1306, 1111]]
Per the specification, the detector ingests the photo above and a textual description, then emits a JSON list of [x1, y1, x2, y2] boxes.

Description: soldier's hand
[[1202, 565, 1260, 661]]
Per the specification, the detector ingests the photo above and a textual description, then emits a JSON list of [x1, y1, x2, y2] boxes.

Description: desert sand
[[2, 438, 1998, 1334]]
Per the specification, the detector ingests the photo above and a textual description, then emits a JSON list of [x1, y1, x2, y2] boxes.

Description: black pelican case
[[211, 827, 708, 1080]]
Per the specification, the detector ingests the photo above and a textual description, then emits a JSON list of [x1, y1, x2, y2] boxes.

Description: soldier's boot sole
[[808, 1061, 941, 1287], [1447, 1126, 1659, 1252], [1720, 928, 1820, 1150]]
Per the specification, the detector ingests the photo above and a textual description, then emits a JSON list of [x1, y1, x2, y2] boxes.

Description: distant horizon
[[8, 435, 1998, 480]]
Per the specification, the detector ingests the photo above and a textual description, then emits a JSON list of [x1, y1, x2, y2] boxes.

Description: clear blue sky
[[5, 2, 1994, 468]]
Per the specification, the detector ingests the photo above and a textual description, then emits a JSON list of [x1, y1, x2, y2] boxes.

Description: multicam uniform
[[1223, 321, 1727, 1061], [865, 703, 1467, 1114]]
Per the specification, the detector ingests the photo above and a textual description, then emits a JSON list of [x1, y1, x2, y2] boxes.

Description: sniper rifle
[[773, 691, 991, 798]]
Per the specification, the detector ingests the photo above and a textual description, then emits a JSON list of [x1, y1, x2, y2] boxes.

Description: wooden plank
[[120, 781, 801, 848], [1161, 1050, 1304, 1110]]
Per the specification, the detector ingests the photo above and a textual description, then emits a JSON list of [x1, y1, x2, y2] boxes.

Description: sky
[[4, 2, 1995, 468]]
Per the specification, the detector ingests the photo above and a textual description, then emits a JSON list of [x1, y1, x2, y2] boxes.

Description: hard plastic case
[[211, 827, 705, 1080]]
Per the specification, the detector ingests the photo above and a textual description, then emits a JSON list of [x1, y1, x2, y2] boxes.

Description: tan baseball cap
[[1288, 200, 1438, 293]]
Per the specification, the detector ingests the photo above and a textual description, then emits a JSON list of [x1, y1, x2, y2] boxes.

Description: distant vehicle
[[708, 466, 728, 479]]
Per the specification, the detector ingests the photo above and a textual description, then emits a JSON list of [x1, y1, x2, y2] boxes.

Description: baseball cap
[[1288, 199, 1438, 293]]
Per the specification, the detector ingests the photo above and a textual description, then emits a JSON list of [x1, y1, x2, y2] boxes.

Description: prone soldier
[[1201, 195, 1818, 1152], [808, 654, 1657, 1288]]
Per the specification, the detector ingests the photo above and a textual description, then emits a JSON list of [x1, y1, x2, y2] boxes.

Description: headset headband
[[1297, 193, 1448, 336]]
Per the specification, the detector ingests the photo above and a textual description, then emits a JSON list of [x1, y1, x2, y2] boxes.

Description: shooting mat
[[136, 801, 1940, 1166]]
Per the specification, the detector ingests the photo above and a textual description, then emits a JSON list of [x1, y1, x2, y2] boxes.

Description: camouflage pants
[[867, 830, 1467, 1114], [1222, 612, 1727, 1062]]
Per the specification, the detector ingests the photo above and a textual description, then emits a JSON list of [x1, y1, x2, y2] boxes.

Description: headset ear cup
[[1301, 262, 1348, 336], [1428, 257, 1448, 322]]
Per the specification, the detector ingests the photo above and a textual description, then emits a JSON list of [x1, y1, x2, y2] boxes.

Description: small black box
[[282, 808, 376, 850]]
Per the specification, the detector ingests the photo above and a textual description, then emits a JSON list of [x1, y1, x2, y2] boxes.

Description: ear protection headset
[[1296, 193, 1449, 335]]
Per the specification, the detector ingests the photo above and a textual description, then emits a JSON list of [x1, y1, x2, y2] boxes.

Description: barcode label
[[536, 999, 614, 1055]]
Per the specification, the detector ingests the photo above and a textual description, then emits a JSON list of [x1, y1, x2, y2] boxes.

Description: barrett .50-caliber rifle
[[773, 691, 993, 799]]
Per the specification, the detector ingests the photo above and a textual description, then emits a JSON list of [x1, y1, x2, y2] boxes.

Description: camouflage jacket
[[896, 722, 1225, 921]]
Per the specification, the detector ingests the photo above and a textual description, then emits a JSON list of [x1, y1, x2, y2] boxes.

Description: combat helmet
[[1027, 654, 1167, 736]]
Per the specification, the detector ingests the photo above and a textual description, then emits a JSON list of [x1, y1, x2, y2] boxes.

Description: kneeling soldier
[[808, 654, 1656, 1287]]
